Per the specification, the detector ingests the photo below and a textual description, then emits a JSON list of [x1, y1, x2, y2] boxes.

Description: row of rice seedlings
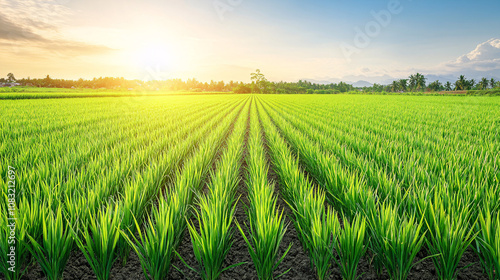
[[1, 107, 152, 202], [123, 98, 249, 280], [236, 98, 290, 280], [62, 98, 239, 224], [260, 97, 497, 279], [257, 99, 368, 280], [261, 99, 430, 280], [0, 96, 232, 213], [285, 100, 496, 278], [184, 101, 249, 279], [271, 95, 494, 161]]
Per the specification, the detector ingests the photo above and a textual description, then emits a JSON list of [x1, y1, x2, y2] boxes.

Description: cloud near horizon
[[332, 38, 500, 85], [0, 0, 114, 59], [446, 38, 500, 72]]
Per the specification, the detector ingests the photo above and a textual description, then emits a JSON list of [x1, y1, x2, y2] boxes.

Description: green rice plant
[[333, 215, 368, 280], [301, 207, 338, 280], [420, 197, 478, 280], [27, 207, 73, 280], [116, 184, 149, 266], [237, 99, 291, 280], [184, 195, 240, 280], [0, 211, 29, 280], [236, 195, 290, 280], [72, 204, 122, 280], [0, 198, 45, 280], [475, 209, 500, 280], [367, 203, 426, 280], [121, 199, 178, 280]]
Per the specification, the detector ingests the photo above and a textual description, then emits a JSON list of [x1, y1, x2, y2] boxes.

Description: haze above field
[[1, 0, 500, 83]]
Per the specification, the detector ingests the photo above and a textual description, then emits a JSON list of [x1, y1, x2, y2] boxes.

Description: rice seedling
[[475, 208, 500, 280], [367, 203, 426, 280], [0, 198, 45, 280], [27, 207, 74, 280], [333, 215, 368, 280], [419, 195, 478, 280], [72, 204, 122, 280], [121, 199, 178, 280]]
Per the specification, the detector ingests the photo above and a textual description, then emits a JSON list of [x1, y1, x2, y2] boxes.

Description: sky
[[1, 0, 500, 83]]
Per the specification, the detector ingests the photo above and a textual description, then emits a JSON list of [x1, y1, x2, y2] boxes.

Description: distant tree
[[490, 78, 496, 89], [408, 74, 417, 91], [407, 73, 426, 91], [233, 84, 252, 93], [455, 75, 467, 90], [467, 79, 476, 90], [445, 81, 453, 91], [391, 81, 399, 92], [398, 79, 408, 92], [415, 73, 426, 91], [428, 80, 443, 92], [7, 73, 15, 82], [479, 78, 489, 90], [250, 69, 267, 93]]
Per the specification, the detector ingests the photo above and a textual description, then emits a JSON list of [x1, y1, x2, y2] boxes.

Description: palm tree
[[428, 80, 442, 92], [455, 75, 467, 90], [467, 79, 476, 90], [491, 78, 496, 89], [408, 74, 417, 91], [415, 73, 426, 91], [480, 78, 489, 90], [391, 81, 399, 92], [399, 79, 408, 92], [445, 81, 453, 91]]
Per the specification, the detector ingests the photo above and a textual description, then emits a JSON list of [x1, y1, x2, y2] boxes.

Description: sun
[[133, 45, 174, 67]]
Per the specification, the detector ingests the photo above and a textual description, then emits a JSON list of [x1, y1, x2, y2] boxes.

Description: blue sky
[[1, 0, 500, 83]]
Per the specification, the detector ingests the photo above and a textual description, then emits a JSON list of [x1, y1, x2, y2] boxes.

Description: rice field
[[1, 94, 499, 280]]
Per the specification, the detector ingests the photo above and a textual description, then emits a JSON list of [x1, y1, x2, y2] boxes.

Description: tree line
[[2, 71, 499, 93], [365, 73, 500, 93]]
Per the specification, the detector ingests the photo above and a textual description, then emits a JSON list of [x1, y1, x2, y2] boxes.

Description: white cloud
[[445, 38, 500, 73]]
